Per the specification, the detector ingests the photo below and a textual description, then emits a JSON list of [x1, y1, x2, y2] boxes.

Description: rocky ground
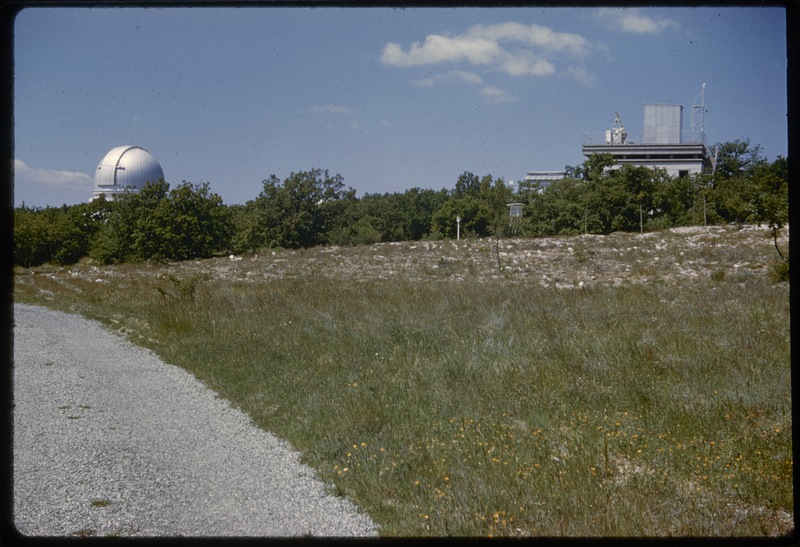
[[17, 224, 788, 296], [127, 224, 788, 286]]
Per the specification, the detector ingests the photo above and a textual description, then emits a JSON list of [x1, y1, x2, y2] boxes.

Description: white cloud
[[593, 8, 680, 34], [560, 64, 595, 86], [309, 104, 354, 114], [452, 70, 486, 85], [382, 35, 500, 68], [412, 70, 484, 87], [479, 85, 516, 104], [14, 159, 94, 190], [465, 22, 591, 58], [381, 21, 594, 79], [497, 50, 555, 77], [410, 69, 515, 103]]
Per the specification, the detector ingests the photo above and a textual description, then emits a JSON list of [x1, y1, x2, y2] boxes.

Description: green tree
[[574, 159, 662, 234], [162, 182, 233, 260], [572, 153, 617, 183], [431, 193, 488, 238], [14, 206, 55, 267], [70, 196, 115, 247], [253, 169, 352, 249], [403, 187, 449, 240], [708, 139, 766, 226], [350, 216, 383, 246], [431, 173, 512, 239], [363, 187, 448, 241], [90, 180, 231, 263], [612, 164, 662, 233], [713, 176, 754, 227], [652, 172, 695, 228], [580, 161, 629, 234], [13, 200, 114, 267], [116, 179, 172, 261], [48, 207, 89, 265], [229, 202, 266, 255], [454, 171, 482, 196], [674, 172, 719, 228], [522, 176, 591, 236], [750, 156, 789, 262], [712, 138, 766, 181], [749, 156, 788, 228]]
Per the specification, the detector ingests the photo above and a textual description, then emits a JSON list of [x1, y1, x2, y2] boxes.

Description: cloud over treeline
[[14, 160, 94, 206]]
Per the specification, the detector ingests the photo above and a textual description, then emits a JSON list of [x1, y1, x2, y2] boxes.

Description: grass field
[[13, 224, 792, 536]]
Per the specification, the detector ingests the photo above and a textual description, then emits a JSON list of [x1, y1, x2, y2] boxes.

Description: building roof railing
[[524, 170, 567, 181], [581, 131, 707, 147]]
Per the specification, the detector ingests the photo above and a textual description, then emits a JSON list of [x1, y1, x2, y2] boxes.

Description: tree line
[[13, 139, 788, 268]]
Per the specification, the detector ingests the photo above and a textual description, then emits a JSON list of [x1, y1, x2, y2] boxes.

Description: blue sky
[[13, 6, 787, 207]]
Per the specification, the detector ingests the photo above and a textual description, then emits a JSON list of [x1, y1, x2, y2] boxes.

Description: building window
[[678, 170, 689, 178]]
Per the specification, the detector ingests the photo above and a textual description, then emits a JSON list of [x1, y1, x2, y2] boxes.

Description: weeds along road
[[12, 303, 378, 538]]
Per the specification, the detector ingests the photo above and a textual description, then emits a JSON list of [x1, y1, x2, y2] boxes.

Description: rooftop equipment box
[[643, 104, 683, 145]]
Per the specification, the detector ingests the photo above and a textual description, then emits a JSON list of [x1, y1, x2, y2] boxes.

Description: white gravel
[[12, 303, 378, 538]]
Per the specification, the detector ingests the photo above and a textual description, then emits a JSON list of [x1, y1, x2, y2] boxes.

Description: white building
[[580, 103, 712, 178]]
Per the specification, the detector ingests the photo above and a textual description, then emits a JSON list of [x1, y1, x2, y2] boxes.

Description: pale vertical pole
[[703, 194, 708, 229]]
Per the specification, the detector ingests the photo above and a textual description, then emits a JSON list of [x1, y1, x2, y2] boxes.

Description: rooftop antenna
[[606, 111, 627, 144], [691, 83, 706, 135]]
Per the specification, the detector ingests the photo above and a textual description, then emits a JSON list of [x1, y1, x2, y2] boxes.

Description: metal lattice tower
[[691, 83, 706, 134]]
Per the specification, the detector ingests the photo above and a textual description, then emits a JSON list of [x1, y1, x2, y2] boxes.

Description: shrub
[[13, 204, 101, 267], [351, 217, 383, 246], [14, 208, 55, 267], [768, 257, 789, 284]]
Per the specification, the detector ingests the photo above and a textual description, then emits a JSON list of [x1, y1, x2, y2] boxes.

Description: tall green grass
[[14, 236, 791, 536]]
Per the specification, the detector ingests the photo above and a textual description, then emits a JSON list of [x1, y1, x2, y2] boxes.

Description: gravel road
[[12, 303, 378, 538]]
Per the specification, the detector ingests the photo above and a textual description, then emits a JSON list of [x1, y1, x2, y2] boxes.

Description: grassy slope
[[13, 225, 792, 536]]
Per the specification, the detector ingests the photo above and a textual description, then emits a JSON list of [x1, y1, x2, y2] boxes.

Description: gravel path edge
[[12, 303, 379, 538]]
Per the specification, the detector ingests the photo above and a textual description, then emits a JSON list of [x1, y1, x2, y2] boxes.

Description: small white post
[[456, 216, 461, 241]]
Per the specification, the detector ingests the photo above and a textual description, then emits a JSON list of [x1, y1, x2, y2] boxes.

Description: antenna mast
[[691, 83, 706, 136]]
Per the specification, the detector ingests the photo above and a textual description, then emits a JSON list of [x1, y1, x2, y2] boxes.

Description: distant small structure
[[90, 145, 164, 201], [522, 171, 567, 192], [508, 203, 523, 218], [507, 203, 524, 235]]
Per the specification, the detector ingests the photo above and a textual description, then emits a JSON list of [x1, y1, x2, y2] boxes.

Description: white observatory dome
[[90, 145, 164, 201]]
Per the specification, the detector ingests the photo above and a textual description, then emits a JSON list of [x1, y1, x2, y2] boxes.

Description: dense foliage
[[14, 198, 113, 267], [519, 140, 787, 237], [87, 180, 233, 264], [14, 181, 233, 266], [13, 139, 788, 267]]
